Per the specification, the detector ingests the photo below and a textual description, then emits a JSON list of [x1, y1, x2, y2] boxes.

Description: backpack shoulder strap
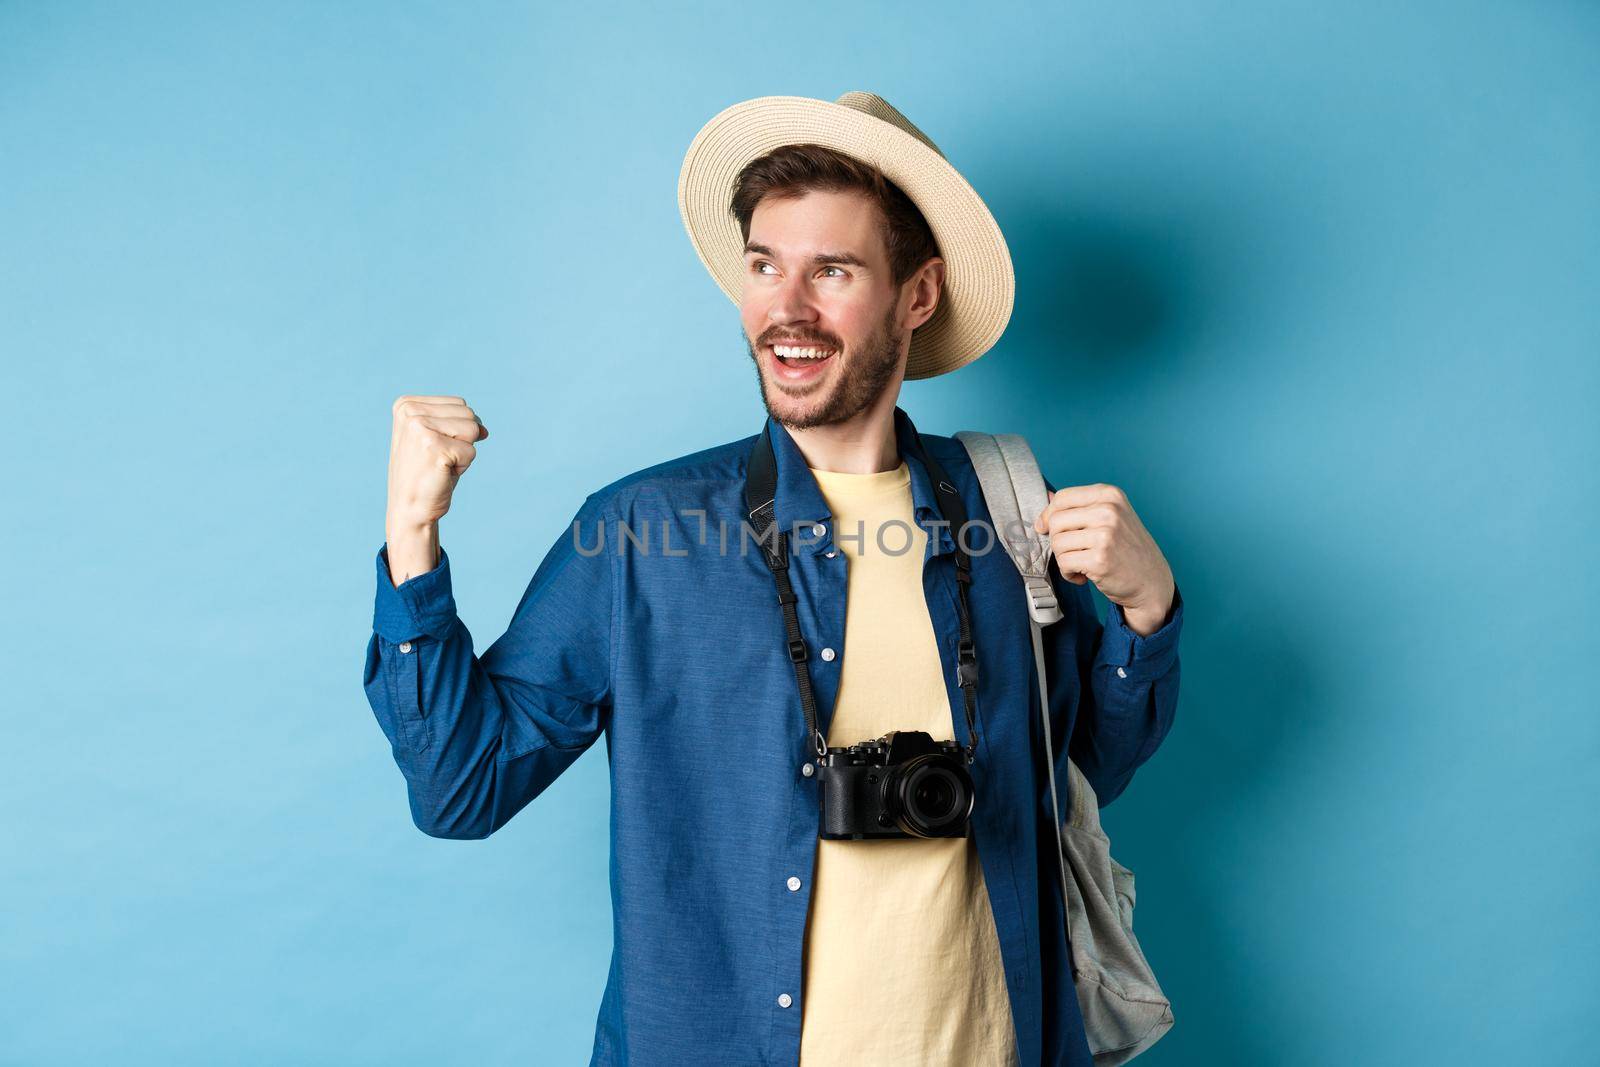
[[953, 430, 1063, 625], [955, 430, 1104, 839]]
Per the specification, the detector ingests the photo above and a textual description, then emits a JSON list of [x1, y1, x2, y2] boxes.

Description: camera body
[[817, 730, 976, 840]]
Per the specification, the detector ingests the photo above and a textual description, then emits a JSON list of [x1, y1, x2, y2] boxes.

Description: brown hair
[[728, 143, 941, 291]]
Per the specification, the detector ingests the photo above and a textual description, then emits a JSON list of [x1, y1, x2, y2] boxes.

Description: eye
[[751, 260, 776, 275], [820, 266, 846, 278]]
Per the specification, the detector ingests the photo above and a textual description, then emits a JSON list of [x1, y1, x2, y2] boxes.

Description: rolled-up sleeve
[[361, 493, 616, 839], [372, 543, 458, 646]]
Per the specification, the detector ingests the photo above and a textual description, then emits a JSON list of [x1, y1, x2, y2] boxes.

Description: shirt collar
[[764, 405, 955, 557]]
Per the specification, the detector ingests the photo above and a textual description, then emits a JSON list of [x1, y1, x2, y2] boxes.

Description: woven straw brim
[[678, 95, 1014, 380]]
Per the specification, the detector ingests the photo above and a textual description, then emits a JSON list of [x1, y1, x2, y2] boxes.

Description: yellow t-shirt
[[799, 461, 1020, 1067]]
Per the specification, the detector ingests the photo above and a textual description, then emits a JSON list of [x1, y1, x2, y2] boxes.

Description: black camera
[[817, 730, 975, 840]]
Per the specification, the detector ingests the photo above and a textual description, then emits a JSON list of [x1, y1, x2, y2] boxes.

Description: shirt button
[[812, 523, 826, 537], [825, 550, 837, 558], [1116, 666, 1127, 678], [399, 641, 413, 654], [820, 647, 836, 662], [777, 993, 793, 1008], [801, 762, 815, 778], [786, 876, 801, 891]]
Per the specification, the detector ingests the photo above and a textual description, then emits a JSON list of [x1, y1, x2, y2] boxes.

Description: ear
[[902, 256, 945, 331]]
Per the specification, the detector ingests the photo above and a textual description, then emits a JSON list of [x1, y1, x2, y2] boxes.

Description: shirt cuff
[[1098, 582, 1184, 681], [373, 543, 459, 644]]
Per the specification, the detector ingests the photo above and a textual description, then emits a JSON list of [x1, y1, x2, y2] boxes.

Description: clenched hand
[[384, 394, 489, 584], [1033, 483, 1176, 637]]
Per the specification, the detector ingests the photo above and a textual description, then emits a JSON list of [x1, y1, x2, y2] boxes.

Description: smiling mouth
[[767, 342, 839, 371]]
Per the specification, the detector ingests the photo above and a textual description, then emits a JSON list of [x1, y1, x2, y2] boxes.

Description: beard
[[746, 305, 904, 430]]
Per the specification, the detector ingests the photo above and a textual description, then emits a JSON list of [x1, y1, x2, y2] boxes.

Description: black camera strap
[[743, 421, 982, 765]]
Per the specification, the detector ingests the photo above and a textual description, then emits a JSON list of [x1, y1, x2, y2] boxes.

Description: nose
[[767, 273, 819, 330]]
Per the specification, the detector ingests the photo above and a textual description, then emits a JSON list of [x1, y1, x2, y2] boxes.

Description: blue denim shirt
[[363, 405, 1184, 1066]]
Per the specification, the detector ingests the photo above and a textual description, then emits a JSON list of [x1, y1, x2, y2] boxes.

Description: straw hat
[[677, 91, 1014, 380]]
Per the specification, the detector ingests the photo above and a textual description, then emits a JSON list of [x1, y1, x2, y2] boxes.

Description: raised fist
[[386, 394, 489, 529]]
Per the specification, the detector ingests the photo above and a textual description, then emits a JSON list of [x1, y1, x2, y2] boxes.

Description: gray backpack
[[955, 431, 1175, 1065]]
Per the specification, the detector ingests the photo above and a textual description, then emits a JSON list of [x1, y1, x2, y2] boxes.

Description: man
[[365, 91, 1183, 1067]]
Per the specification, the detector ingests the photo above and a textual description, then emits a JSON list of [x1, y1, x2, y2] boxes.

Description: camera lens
[[914, 775, 955, 817], [886, 754, 974, 838]]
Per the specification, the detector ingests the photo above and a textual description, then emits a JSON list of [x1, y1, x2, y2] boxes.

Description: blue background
[[3, 2, 1595, 1064]]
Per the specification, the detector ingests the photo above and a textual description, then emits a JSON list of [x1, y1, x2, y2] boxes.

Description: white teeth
[[773, 344, 836, 359]]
